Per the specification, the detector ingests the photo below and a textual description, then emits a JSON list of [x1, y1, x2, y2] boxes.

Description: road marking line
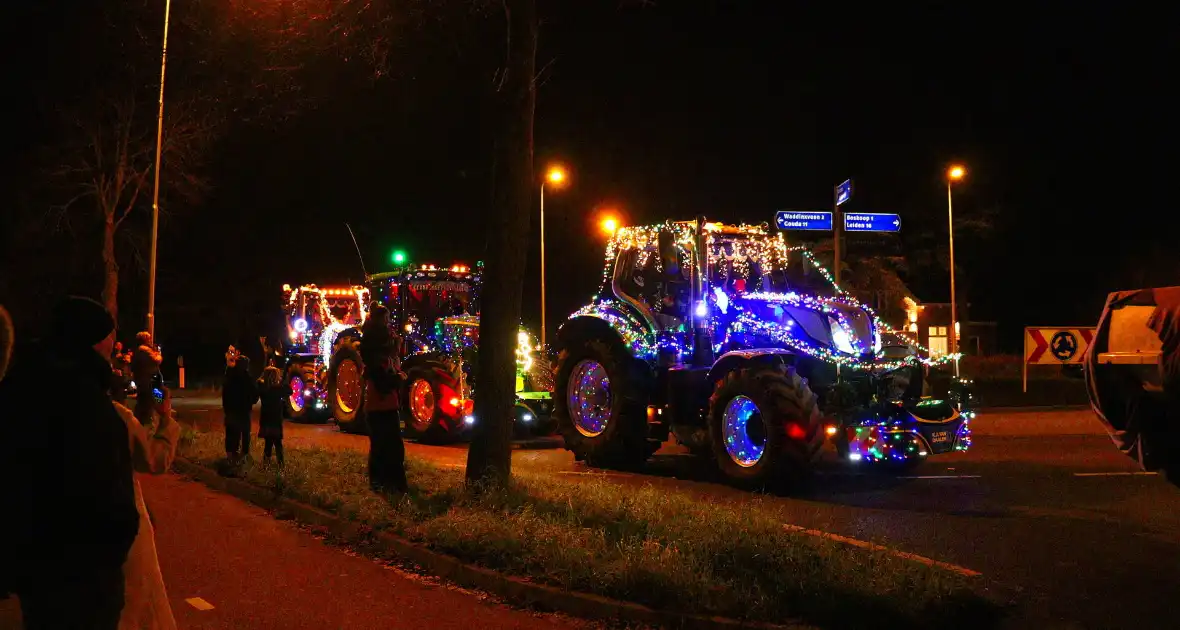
[[782, 524, 982, 577], [185, 597, 215, 611], [897, 475, 982, 479], [1073, 471, 1158, 477]]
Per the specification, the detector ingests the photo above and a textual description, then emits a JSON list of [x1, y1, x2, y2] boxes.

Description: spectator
[[222, 348, 257, 464], [0, 296, 139, 629], [0, 304, 11, 383], [131, 331, 163, 425], [257, 365, 287, 467], [111, 341, 131, 404], [113, 387, 180, 630], [360, 304, 407, 493]]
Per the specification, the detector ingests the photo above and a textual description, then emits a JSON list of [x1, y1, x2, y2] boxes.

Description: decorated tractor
[[553, 218, 972, 490], [282, 283, 370, 419], [281, 262, 554, 442]]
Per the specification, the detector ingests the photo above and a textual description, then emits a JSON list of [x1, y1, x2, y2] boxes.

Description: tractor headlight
[[828, 316, 856, 354]]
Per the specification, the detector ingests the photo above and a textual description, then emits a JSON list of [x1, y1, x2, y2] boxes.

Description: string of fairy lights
[[573, 221, 959, 371]]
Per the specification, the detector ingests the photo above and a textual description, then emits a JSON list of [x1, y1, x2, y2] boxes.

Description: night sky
[[2, 2, 1173, 366]]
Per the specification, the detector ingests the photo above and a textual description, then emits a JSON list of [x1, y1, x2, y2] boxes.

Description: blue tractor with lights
[[553, 218, 973, 490]]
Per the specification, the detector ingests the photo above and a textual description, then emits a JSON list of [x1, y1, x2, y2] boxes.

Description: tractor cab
[[367, 262, 480, 355], [282, 284, 371, 362]]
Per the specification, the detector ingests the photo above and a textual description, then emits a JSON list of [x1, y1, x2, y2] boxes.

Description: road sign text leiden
[[844, 212, 902, 233], [836, 180, 853, 206], [776, 211, 833, 231], [1024, 327, 1096, 365]]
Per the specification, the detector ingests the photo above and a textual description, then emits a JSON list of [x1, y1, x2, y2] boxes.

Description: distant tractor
[[281, 261, 554, 442], [282, 283, 370, 421], [1086, 286, 1180, 483], [552, 218, 972, 490]]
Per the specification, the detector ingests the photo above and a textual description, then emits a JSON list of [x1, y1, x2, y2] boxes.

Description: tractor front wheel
[[286, 362, 319, 422], [708, 364, 823, 491]]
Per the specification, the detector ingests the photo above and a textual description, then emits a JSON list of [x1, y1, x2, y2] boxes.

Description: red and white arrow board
[[1024, 327, 1096, 365]]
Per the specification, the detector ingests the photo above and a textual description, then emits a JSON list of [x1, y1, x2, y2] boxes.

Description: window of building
[[928, 325, 948, 356]]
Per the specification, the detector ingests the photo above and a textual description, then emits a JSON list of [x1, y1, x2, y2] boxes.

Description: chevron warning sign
[[1024, 327, 1096, 365]]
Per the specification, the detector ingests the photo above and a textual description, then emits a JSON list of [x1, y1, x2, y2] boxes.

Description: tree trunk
[[465, 0, 537, 487], [102, 213, 120, 324]]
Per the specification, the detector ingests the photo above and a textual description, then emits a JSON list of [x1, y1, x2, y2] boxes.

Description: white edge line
[[897, 475, 982, 479], [1073, 471, 1159, 477], [185, 597, 215, 611], [782, 524, 982, 577]]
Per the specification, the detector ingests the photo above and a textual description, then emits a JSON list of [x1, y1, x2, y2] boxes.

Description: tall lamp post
[[946, 165, 966, 377], [539, 165, 568, 347], [146, 0, 173, 339]]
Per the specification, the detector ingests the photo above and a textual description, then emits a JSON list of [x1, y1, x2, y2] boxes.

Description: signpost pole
[[833, 186, 841, 288]]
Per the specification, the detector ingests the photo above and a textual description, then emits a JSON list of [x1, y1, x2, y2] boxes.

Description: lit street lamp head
[[948, 165, 966, 181], [601, 217, 619, 235], [545, 166, 567, 186]]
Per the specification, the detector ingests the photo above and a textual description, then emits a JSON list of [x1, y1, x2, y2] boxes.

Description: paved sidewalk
[[2, 473, 584, 630]]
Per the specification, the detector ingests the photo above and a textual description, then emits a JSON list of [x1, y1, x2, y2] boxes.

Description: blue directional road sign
[[836, 179, 853, 206], [843, 212, 902, 233], [776, 211, 833, 231]]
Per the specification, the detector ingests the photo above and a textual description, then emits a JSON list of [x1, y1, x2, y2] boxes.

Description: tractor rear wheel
[[554, 336, 656, 470], [708, 364, 823, 491], [401, 366, 456, 444], [329, 344, 368, 434]]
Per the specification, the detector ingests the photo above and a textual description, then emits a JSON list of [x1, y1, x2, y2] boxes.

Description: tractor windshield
[[404, 280, 473, 326], [706, 234, 839, 299], [325, 297, 364, 326]]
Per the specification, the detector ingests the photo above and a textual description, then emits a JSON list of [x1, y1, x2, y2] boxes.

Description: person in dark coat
[[0, 296, 139, 629], [360, 304, 407, 493], [222, 348, 258, 462], [130, 331, 163, 425], [256, 365, 287, 466]]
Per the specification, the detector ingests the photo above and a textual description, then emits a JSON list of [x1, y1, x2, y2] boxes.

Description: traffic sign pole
[[833, 179, 851, 288], [1022, 327, 1028, 393], [833, 187, 841, 288]]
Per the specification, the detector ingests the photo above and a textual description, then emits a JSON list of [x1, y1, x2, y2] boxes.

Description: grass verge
[[178, 429, 1002, 629]]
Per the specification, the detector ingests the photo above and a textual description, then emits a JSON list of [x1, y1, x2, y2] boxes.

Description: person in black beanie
[[0, 296, 139, 629]]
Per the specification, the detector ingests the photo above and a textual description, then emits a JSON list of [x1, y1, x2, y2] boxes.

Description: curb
[[172, 458, 810, 630]]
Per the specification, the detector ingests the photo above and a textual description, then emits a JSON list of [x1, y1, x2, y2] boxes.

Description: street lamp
[[540, 164, 568, 346], [946, 164, 966, 376], [146, 0, 173, 340], [600, 216, 619, 235]]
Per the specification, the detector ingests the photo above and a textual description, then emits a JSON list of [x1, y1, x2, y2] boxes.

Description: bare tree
[[47, 94, 209, 322]]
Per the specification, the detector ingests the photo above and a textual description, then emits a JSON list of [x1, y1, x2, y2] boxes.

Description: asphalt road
[[168, 396, 1180, 630]]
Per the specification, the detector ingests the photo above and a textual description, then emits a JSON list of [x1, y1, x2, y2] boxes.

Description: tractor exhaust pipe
[[692, 216, 714, 368]]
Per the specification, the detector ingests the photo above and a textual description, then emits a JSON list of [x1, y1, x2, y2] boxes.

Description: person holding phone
[[222, 349, 257, 464], [131, 331, 163, 426], [112, 387, 180, 629]]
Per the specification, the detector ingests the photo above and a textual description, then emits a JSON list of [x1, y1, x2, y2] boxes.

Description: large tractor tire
[[554, 336, 657, 470], [401, 365, 457, 444], [708, 364, 823, 491], [286, 361, 319, 422], [328, 344, 368, 435]]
